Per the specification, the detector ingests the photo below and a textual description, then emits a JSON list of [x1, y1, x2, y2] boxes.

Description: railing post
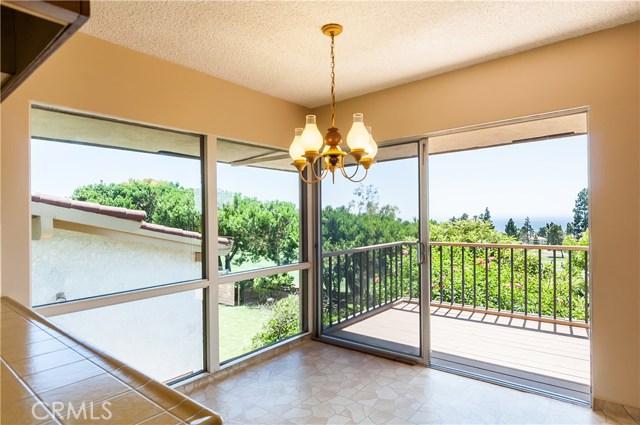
[[450, 246, 454, 306], [366, 250, 371, 311], [358, 251, 363, 316], [497, 248, 501, 311], [553, 250, 557, 320], [400, 244, 404, 299], [378, 247, 383, 307], [510, 247, 514, 314], [336, 255, 342, 323], [538, 249, 542, 318], [328, 256, 333, 326], [485, 247, 489, 310], [440, 246, 444, 305], [524, 249, 528, 316], [473, 247, 477, 308], [584, 251, 589, 324], [568, 250, 572, 322], [461, 246, 466, 307]]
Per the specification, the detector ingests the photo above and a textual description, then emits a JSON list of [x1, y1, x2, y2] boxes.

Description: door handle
[[417, 242, 428, 265]]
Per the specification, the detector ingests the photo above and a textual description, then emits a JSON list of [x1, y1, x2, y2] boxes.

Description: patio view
[[29, 106, 589, 400], [319, 135, 590, 401]]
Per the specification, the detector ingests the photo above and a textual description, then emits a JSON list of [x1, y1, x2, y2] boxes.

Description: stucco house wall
[[32, 227, 201, 306]]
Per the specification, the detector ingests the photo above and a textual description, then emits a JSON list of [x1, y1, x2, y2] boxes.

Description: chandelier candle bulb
[[300, 115, 323, 153], [346, 113, 369, 162], [289, 128, 305, 161], [364, 126, 378, 159]]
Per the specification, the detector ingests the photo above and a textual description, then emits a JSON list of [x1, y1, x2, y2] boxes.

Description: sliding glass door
[[317, 140, 429, 363]]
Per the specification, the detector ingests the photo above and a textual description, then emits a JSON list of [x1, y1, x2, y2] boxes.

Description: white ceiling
[[82, 1, 639, 108]]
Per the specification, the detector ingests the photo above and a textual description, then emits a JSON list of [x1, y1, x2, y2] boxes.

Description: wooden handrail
[[324, 241, 588, 257], [429, 241, 588, 251]]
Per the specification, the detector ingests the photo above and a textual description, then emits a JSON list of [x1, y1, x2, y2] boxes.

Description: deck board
[[326, 302, 590, 394]]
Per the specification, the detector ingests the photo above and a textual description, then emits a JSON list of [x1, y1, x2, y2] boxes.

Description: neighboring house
[[31, 194, 232, 305]]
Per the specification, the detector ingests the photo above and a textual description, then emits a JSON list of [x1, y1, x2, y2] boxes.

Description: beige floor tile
[[179, 341, 609, 425]]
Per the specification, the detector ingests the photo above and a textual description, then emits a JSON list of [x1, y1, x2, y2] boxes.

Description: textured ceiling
[[82, 1, 639, 108]]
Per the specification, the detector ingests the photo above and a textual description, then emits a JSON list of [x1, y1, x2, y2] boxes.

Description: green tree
[[481, 207, 494, 229], [218, 194, 299, 270], [545, 222, 564, 246], [431, 219, 516, 243], [72, 179, 201, 232], [505, 218, 519, 238], [322, 186, 417, 251], [572, 188, 588, 238], [538, 226, 547, 238], [520, 217, 533, 243], [563, 229, 589, 270], [565, 222, 574, 238], [563, 229, 589, 247]]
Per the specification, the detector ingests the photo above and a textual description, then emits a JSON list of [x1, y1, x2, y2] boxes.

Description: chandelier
[[288, 23, 378, 184]]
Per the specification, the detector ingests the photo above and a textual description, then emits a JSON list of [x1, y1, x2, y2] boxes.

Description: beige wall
[[1, 34, 306, 303], [2, 23, 639, 408], [313, 22, 640, 408]]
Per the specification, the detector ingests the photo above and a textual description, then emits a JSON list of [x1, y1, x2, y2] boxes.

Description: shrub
[[249, 296, 300, 350]]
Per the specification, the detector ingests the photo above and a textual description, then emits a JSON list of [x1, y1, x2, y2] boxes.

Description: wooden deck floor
[[326, 301, 590, 400]]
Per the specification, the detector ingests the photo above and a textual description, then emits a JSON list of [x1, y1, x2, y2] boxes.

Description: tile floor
[[182, 341, 638, 425]]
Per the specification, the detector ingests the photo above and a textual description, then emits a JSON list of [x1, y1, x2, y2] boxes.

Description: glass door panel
[[319, 142, 425, 359]]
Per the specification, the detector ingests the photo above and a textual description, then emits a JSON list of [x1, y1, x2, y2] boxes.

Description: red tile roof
[[140, 222, 201, 240], [30, 193, 232, 244], [32, 193, 147, 221]]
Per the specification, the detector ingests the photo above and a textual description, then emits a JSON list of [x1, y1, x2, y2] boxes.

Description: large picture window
[[30, 107, 205, 306], [30, 107, 207, 383], [216, 139, 307, 362], [29, 108, 309, 381]]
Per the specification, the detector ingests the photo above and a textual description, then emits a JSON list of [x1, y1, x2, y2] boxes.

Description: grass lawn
[[219, 304, 271, 362]]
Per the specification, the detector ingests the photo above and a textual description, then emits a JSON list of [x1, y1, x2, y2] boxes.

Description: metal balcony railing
[[321, 241, 589, 329], [321, 242, 419, 328]]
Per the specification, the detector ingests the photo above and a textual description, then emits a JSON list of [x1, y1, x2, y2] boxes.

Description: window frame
[[213, 137, 311, 365], [30, 111, 312, 382], [30, 107, 209, 384]]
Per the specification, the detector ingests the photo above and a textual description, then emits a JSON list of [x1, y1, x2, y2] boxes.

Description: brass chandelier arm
[[339, 159, 367, 182], [310, 162, 329, 181], [296, 155, 329, 184], [341, 165, 369, 183], [298, 170, 323, 185]]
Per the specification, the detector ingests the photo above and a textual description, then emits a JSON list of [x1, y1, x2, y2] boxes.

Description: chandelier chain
[[330, 33, 336, 128]]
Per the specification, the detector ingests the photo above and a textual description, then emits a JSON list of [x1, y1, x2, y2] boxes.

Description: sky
[[31, 135, 587, 232], [31, 140, 202, 196]]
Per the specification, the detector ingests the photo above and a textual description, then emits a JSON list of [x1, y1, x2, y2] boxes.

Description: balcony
[[321, 241, 590, 401]]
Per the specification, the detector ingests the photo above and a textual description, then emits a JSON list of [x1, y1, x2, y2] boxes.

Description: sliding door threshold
[[430, 359, 590, 407]]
